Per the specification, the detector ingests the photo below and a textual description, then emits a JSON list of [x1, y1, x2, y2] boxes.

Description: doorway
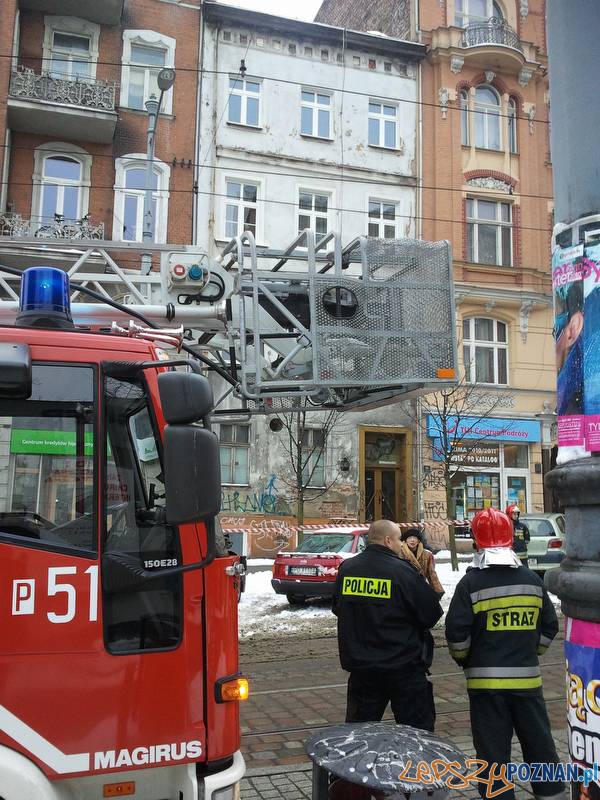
[[360, 428, 410, 523]]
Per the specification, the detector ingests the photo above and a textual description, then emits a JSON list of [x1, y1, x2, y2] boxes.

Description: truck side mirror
[[163, 425, 221, 524], [158, 371, 213, 424], [0, 342, 31, 398], [158, 371, 221, 525]]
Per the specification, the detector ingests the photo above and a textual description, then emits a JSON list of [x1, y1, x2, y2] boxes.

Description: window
[[113, 155, 171, 243], [300, 90, 331, 138], [467, 198, 512, 266], [508, 97, 517, 153], [228, 76, 261, 127], [368, 59, 376, 70], [462, 317, 508, 385], [0, 364, 95, 553], [298, 191, 330, 242], [455, 0, 504, 26], [121, 30, 176, 114], [304, 46, 313, 57], [460, 90, 469, 145], [223, 31, 232, 42], [40, 156, 82, 222], [368, 101, 398, 149], [321, 49, 329, 61], [384, 61, 392, 72], [43, 16, 99, 81], [239, 34, 248, 45], [368, 200, 398, 238], [50, 32, 91, 80], [32, 143, 91, 228], [225, 179, 258, 239], [220, 424, 249, 485], [103, 375, 181, 653], [302, 428, 325, 487], [474, 85, 501, 150], [288, 43, 297, 54], [353, 56, 361, 66]]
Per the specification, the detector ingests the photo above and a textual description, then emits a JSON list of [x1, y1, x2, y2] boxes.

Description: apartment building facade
[[317, 0, 557, 521]]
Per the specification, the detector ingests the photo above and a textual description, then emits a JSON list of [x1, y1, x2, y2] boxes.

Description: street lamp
[[141, 67, 176, 274]]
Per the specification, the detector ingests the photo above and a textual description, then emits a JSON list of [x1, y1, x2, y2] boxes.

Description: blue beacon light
[[16, 267, 74, 329]]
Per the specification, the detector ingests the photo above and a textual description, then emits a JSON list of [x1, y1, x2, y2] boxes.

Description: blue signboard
[[426, 415, 541, 443]]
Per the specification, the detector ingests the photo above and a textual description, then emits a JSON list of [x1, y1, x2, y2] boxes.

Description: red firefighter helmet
[[505, 504, 521, 518], [471, 508, 513, 550]]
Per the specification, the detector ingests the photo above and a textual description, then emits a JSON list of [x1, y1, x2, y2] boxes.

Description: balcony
[[7, 68, 117, 143], [0, 212, 105, 240], [461, 18, 523, 53], [18, 0, 123, 26]]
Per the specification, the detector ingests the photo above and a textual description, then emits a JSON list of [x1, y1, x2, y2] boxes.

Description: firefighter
[[332, 519, 442, 731], [506, 503, 530, 565], [446, 508, 565, 800]]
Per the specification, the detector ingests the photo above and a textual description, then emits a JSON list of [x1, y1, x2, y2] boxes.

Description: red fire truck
[[0, 267, 246, 798], [0, 230, 456, 798]]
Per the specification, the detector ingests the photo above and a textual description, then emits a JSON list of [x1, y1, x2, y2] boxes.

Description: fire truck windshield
[[0, 363, 95, 552]]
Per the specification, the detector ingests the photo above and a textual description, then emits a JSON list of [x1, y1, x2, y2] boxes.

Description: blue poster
[[565, 638, 600, 767]]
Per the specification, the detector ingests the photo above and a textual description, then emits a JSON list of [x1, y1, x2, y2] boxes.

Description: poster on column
[[582, 241, 600, 450], [565, 617, 600, 768], [553, 243, 584, 448]]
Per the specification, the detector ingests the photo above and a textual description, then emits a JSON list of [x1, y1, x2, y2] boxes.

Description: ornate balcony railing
[[9, 68, 116, 112], [0, 213, 105, 240], [461, 17, 524, 53]]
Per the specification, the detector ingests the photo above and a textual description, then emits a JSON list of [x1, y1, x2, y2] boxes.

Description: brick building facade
[[1, 0, 200, 248]]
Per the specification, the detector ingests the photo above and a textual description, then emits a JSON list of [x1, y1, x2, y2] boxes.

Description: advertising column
[[546, 2, 600, 796]]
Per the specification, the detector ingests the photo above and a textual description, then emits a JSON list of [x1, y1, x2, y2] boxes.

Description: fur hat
[[401, 527, 424, 543]]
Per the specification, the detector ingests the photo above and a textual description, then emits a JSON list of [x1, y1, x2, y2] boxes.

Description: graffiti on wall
[[220, 474, 289, 514], [424, 500, 446, 519]]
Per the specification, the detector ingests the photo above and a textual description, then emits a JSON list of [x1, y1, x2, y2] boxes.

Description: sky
[[218, 0, 323, 22]]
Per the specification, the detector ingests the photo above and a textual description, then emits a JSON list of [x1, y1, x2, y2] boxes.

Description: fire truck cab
[[0, 268, 245, 799]]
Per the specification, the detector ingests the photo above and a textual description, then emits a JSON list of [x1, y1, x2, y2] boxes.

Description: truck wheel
[[286, 594, 306, 606]]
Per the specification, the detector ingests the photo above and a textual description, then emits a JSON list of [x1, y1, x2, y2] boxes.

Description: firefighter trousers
[[469, 690, 564, 800], [346, 668, 435, 732]]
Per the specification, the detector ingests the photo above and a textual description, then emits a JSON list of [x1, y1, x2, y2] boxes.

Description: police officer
[[506, 504, 530, 565], [332, 519, 443, 731], [446, 508, 564, 800]]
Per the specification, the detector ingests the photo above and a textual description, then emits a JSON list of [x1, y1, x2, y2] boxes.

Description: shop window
[[503, 443, 528, 468], [466, 198, 512, 266], [220, 424, 250, 485], [462, 317, 508, 385]]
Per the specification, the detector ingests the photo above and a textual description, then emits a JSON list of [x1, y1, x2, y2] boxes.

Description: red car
[[271, 527, 368, 605]]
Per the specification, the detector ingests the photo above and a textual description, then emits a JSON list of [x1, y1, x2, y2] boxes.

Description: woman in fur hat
[[400, 527, 445, 598]]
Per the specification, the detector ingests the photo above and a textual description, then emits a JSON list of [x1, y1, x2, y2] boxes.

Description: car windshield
[[294, 534, 355, 553], [522, 518, 554, 537]]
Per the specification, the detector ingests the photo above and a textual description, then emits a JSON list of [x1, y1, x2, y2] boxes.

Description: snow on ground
[[238, 558, 561, 640]]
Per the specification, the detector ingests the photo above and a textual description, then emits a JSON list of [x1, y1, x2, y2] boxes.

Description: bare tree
[[274, 401, 345, 527], [411, 378, 507, 570]]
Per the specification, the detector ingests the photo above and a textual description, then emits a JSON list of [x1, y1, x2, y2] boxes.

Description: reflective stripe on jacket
[[445, 565, 557, 691]]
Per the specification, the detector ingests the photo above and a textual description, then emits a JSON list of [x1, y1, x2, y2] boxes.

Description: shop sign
[[565, 617, 600, 768], [10, 429, 94, 456], [427, 415, 541, 443], [431, 440, 500, 466]]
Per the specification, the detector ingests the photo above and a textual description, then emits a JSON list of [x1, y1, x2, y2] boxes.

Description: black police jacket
[[332, 544, 443, 673], [446, 564, 557, 692], [512, 520, 530, 556]]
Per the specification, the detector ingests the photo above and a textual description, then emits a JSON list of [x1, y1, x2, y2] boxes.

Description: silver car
[[520, 513, 566, 576]]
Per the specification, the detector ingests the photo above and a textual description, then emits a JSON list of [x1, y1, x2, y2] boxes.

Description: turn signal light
[[437, 368, 456, 379], [216, 675, 249, 703], [103, 782, 135, 797], [548, 538, 563, 549]]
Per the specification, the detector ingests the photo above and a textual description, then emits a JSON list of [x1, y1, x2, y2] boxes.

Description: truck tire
[[286, 594, 306, 606]]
